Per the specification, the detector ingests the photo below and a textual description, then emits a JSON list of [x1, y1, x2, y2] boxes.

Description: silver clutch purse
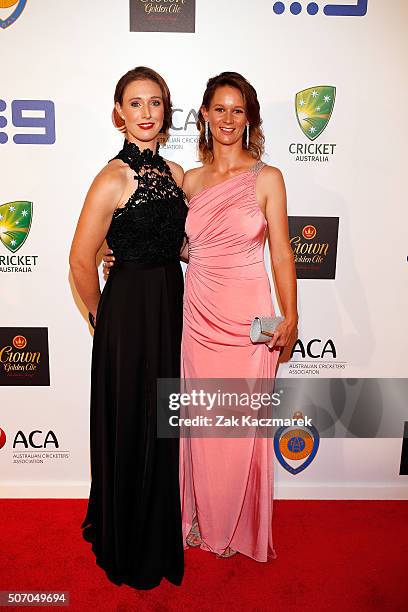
[[250, 316, 285, 343]]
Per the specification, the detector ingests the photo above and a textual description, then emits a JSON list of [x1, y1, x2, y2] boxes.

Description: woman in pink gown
[[103, 71, 298, 562], [180, 72, 298, 560]]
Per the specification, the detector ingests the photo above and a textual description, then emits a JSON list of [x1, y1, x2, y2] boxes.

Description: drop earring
[[205, 121, 209, 142], [246, 124, 250, 148]]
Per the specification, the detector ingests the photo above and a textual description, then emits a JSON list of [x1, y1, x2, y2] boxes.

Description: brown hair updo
[[112, 66, 172, 139], [197, 71, 265, 163]]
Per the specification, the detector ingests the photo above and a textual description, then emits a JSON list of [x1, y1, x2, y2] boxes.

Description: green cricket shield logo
[[295, 86, 336, 141], [0, 201, 33, 253]]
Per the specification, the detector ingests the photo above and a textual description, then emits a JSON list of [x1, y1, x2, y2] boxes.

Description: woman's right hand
[[103, 249, 115, 276]]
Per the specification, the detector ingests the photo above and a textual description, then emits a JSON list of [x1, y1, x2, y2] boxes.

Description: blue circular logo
[[288, 436, 306, 453]]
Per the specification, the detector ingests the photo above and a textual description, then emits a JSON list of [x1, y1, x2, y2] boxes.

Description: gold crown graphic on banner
[[12, 335, 27, 350], [302, 225, 317, 240]]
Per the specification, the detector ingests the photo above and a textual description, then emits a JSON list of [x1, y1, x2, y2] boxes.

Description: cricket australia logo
[[296, 86, 336, 141], [290, 85, 337, 162], [0, 201, 33, 252]]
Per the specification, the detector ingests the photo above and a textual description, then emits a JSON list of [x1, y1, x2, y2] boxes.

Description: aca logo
[[0, 100, 56, 145], [160, 106, 199, 153], [273, 1, 368, 16], [4, 428, 70, 464], [289, 337, 350, 375], [288, 338, 348, 375], [291, 338, 337, 359], [274, 411, 320, 474], [13, 430, 59, 449], [0, 0, 27, 29], [289, 86, 336, 162], [0, 426, 6, 449]]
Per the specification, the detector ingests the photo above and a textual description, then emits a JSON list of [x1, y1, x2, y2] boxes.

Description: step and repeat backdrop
[[1, 0, 407, 498]]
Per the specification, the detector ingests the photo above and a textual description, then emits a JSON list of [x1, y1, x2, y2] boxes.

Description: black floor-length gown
[[82, 140, 187, 589]]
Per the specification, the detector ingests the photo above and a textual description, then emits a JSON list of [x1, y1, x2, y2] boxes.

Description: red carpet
[[0, 500, 407, 611]]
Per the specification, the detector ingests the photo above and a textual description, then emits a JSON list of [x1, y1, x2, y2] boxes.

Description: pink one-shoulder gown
[[180, 162, 279, 561]]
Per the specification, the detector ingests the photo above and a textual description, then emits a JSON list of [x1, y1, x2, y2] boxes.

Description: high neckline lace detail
[[107, 140, 187, 265], [123, 139, 160, 159], [119, 139, 169, 175]]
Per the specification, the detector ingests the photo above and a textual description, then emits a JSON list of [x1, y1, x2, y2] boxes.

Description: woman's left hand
[[266, 317, 298, 350]]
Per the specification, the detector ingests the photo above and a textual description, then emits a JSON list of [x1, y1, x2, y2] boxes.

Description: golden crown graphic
[[302, 225, 317, 240], [12, 335, 27, 350]]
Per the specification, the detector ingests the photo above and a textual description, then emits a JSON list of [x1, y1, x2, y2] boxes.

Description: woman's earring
[[205, 121, 209, 142], [246, 124, 250, 148]]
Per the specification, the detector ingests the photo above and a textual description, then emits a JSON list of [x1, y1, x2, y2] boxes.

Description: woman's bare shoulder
[[88, 160, 130, 199], [165, 159, 184, 187], [258, 163, 284, 182], [182, 166, 206, 199], [184, 166, 205, 179]]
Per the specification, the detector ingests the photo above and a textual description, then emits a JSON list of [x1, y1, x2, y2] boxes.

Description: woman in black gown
[[69, 67, 187, 589]]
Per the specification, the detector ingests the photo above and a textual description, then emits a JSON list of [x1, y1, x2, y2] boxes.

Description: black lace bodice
[[106, 140, 187, 264]]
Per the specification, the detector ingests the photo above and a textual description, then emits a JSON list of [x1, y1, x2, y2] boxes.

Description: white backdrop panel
[[1, 0, 407, 498]]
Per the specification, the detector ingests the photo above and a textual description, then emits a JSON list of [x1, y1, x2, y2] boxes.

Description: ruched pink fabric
[[180, 166, 279, 561]]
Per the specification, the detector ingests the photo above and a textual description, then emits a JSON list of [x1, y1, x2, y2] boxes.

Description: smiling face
[[202, 85, 248, 148], [115, 78, 164, 144]]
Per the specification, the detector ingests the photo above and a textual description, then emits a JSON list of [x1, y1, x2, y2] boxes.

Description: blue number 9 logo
[[12, 100, 56, 144]]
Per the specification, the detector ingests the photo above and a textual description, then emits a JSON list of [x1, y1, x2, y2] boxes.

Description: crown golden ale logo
[[302, 225, 317, 240], [13, 335, 27, 349], [139, 0, 184, 15], [0, 328, 50, 385], [0, 336, 40, 374], [289, 216, 339, 279], [130, 0, 195, 33], [291, 229, 328, 260]]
